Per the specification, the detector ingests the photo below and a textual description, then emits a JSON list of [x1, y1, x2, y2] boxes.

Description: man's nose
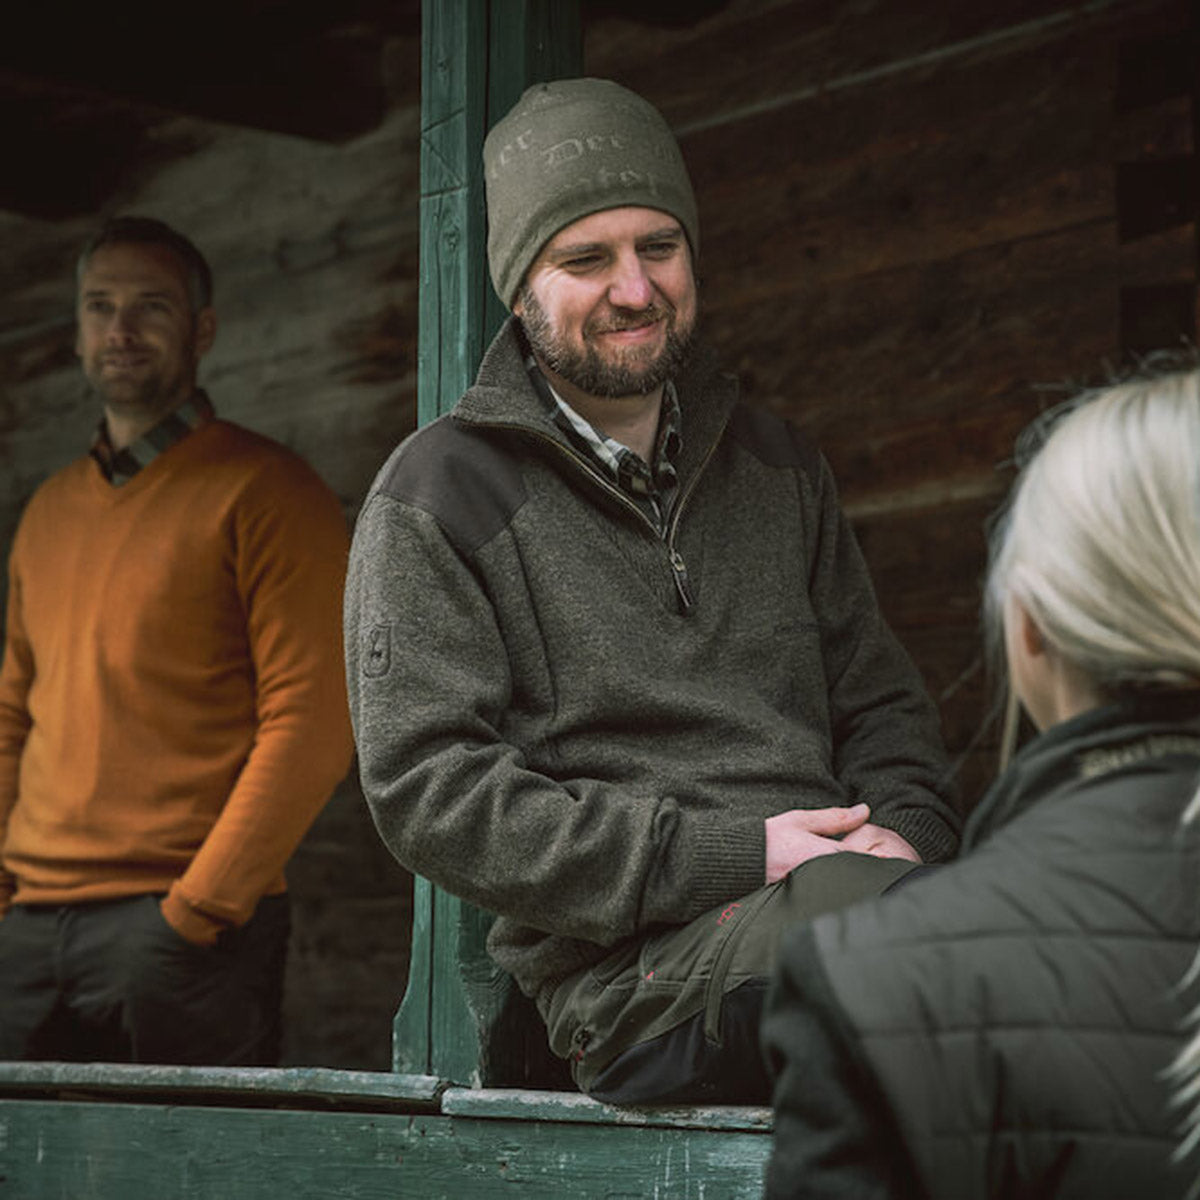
[[105, 309, 138, 342], [607, 255, 654, 310]]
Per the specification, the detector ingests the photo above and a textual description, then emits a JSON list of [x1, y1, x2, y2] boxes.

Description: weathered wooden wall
[[585, 0, 1198, 801], [0, 0, 1195, 1069]]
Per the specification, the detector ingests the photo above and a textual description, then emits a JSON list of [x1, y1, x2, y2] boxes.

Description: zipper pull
[[669, 547, 695, 613]]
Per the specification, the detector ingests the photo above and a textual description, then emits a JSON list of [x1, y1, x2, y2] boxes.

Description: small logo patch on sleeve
[[364, 624, 392, 677]]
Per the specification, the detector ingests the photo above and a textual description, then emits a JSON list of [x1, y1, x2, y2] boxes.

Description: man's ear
[[194, 307, 217, 358]]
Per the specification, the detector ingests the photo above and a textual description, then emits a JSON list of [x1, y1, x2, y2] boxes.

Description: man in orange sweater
[[0, 217, 354, 1065]]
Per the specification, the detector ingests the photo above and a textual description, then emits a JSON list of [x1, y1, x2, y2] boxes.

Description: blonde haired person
[[763, 367, 1200, 1199]]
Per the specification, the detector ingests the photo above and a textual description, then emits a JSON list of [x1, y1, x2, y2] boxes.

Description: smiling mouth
[[600, 324, 659, 340], [591, 314, 666, 339], [101, 354, 151, 370]]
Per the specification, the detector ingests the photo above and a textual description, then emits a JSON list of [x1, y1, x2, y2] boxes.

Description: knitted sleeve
[[802, 453, 960, 862], [0, 542, 33, 916], [160, 451, 354, 944]]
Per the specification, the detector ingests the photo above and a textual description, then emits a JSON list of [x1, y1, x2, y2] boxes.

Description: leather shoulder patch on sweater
[[373, 416, 528, 554]]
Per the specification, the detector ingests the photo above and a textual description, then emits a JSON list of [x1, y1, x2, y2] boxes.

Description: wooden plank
[[0, 1099, 772, 1198], [685, 24, 1124, 302], [488, 0, 583, 111], [441, 1087, 774, 1131], [418, 0, 583, 429], [403, 0, 583, 1089], [853, 497, 996, 626], [439, 0, 585, 1089], [407, 0, 493, 1085], [485, 0, 584, 337], [586, 0, 1182, 133], [392, 874, 436, 1075], [0, 1063, 443, 1111], [418, 0, 489, 426], [709, 224, 1121, 488], [426, 882, 496, 1086], [702, 216, 1191, 517]]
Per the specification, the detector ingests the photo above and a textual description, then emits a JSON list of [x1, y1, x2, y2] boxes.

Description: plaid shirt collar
[[90, 391, 214, 486], [526, 356, 683, 528]]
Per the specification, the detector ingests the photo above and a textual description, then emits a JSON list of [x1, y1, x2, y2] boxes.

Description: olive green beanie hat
[[484, 78, 699, 308]]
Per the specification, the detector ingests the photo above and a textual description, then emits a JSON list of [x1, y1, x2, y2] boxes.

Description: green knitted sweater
[[345, 319, 958, 1003]]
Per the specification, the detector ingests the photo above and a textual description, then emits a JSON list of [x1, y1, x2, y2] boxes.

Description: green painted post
[[415, 0, 489, 429], [484, 0, 584, 335], [399, 0, 581, 1085]]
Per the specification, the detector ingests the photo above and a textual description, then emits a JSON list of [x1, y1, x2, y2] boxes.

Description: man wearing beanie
[[346, 78, 959, 1104]]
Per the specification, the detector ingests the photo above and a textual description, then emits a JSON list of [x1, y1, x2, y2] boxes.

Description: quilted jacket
[[764, 692, 1200, 1199]]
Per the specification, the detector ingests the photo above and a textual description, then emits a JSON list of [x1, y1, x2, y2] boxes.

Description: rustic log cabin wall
[[585, 0, 1199, 802], [0, 0, 1195, 1069]]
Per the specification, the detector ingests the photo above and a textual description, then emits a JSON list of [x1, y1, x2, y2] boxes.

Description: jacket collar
[[452, 317, 740, 488], [964, 689, 1200, 850]]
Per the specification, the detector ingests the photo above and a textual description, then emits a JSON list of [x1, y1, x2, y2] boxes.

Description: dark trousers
[[551, 857, 939, 1106], [0, 893, 289, 1066]]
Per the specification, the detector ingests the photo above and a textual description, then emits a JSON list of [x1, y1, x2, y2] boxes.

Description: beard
[[518, 286, 695, 399], [84, 351, 194, 420]]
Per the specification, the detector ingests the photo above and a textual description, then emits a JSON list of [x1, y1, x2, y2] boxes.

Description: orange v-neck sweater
[[0, 419, 354, 944]]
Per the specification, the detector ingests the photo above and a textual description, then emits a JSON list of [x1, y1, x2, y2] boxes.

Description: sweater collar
[[453, 317, 739, 487], [90, 390, 214, 486]]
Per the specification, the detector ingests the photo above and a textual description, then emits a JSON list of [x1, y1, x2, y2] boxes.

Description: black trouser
[[0, 893, 289, 1065]]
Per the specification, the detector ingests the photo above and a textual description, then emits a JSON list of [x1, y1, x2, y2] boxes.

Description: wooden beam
[[416, 0, 489, 428], [0, 1094, 770, 1197], [672, 0, 1132, 139], [0, 1062, 443, 1112], [417, 0, 581, 425], [404, 0, 581, 1087]]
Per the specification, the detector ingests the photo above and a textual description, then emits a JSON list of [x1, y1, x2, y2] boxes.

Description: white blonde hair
[[987, 366, 1200, 1168], [986, 368, 1200, 697]]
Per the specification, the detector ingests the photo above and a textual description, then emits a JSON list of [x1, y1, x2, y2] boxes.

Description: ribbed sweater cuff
[[875, 805, 959, 864], [687, 817, 766, 914], [161, 888, 228, 947]]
